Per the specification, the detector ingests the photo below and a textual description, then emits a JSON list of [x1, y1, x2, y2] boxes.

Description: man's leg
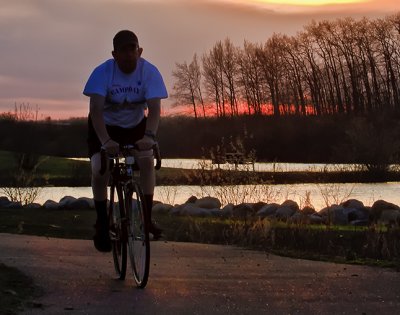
[[91, 152, 112, 251], [136, 149, 162, 239]]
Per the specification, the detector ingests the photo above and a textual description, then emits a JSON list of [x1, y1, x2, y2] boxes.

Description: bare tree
[[171, 54, 204, 118], [237, 41, 265, 115], [221, 38, 240, 116], [171, 14, 400, 118], [255, 34, 287, 116], [191, 54, 206, 117], [202, 42, 226, 117], [372, 17, 400, 111]]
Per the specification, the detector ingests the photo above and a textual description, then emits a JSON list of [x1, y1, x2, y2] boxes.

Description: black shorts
[[87, 115, 147, 158]]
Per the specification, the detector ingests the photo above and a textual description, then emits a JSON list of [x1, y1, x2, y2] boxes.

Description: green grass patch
[[0, 150, 91, 186], [0, 207, 399, 269], [156, 213, 400, 269], [0, 207, 95, 240]]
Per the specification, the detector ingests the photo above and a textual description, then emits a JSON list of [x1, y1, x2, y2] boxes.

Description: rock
[[252, 202, 267, 212], [371, 200, 400, 222], [152, 202, 173, 214], [379, 209, 400, 224], [301, 206, 316, 215], [209, 208, 225, 217], [281, 200, 300, 212], [319, 205, 348, 225], [70, 198, 91, 209], [232, 203, 254, 218], [181, 203, 211, 217], [341, 199, 364, 209], [59, 196, 77, 209], [43, 200, 59, 210], [347, 207, 370, 223], [170, 205, 183, 216], [194, 196, 221, 209], [275, 205, 296, 219], [185, 196, 198, 204], [289, 212, 310, 224], [4, 201, 23, 209], [220, 204, 234, 217], [318, 206, 332, 217], [256, 203, 279, 218], [77, 197, 94, 209], [0, 196, 10, 207]]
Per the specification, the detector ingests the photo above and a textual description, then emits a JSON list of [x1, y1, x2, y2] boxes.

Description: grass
[[0, 207, 95, 239], [1, 207, 398, 268]]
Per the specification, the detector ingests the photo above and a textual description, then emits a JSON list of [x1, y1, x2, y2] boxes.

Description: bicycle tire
[[126, 183, 150, 288], [109, 183, 127, 280]]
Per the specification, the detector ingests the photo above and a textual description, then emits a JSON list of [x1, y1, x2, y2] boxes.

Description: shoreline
[[1, 168, 399, 187]]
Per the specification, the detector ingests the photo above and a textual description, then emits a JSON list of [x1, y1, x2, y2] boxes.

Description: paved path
[[0, 233, 399, 315]]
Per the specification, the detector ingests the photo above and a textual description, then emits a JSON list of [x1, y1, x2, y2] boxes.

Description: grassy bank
[[1, 150, 400, 187], [1, 207, 398, 268]]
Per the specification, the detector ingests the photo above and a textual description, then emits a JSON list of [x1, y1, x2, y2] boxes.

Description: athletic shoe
[[149, 221, 163, 240], [93, 223, 112, 252]]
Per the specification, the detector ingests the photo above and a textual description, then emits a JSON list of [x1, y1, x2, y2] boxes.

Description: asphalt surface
[[0, 233, 399, 315]]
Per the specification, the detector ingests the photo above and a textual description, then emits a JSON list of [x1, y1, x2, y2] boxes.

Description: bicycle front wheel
[[109, 183, 127, 280], [126, 183, 150, 288]]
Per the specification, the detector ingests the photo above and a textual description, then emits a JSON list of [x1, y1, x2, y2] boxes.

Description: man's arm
[[145, 98, 161, 136], [135, 98, 161, 150], [90, 94, 109, 144], [90, 94, 119, 154]]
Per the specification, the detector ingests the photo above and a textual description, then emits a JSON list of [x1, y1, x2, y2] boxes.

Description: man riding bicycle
[[83, 30, 168, 252]]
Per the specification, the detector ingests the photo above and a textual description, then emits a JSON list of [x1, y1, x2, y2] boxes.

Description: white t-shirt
[[83, 58, 168, 128]]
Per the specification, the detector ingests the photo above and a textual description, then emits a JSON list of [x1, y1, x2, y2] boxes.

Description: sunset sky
[[0, 0, 398, 119]]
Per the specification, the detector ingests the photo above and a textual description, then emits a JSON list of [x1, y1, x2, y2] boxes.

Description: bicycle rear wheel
[[109, 183, 127, 280], [126, 183, 150, 288]]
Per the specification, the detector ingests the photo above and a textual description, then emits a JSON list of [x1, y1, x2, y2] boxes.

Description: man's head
[[112, 30, 143, 74]]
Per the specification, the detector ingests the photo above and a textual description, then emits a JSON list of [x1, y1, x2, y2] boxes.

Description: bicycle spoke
[[127, 184, 150, 288], [110, 184, 127, 280]]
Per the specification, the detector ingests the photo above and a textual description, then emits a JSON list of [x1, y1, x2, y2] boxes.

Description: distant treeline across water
[[1, 114, 400, 169]]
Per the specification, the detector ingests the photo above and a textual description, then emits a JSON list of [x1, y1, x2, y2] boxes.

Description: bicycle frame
[[100, 143, 161, 288]]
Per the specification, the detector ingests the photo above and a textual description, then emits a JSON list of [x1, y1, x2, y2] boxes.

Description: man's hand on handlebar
[[101, 138, 119, 156], [135, 135, 156, 151]]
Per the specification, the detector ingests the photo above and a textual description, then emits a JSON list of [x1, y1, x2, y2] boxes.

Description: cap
[[113, 30, 139, 50]]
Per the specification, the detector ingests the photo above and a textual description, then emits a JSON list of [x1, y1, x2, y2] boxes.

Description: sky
[[0, 0, 398, 119]]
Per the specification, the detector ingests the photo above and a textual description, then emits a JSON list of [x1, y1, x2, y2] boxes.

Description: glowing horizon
[[251, 0, 367, 5]]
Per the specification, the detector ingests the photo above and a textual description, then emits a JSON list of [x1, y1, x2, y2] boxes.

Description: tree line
[[172, 14, 400, 118], [2, 113, 400, 172]]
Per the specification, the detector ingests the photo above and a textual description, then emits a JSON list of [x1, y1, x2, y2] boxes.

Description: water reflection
[[26, 182, 400, 211]]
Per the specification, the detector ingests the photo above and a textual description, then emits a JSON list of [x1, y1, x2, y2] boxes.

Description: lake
[[21, 182, 400, 211], [2, 159, 400, 210]]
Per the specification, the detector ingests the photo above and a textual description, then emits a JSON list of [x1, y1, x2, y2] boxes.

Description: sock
[[144, 194, 153, 223], [94, 200, 107, 227]]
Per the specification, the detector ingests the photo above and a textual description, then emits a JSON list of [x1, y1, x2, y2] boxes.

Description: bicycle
[[100, 143, 161, 288]]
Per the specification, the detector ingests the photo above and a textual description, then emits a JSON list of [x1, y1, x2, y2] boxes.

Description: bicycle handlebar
[[99, 142, 162, 175]]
